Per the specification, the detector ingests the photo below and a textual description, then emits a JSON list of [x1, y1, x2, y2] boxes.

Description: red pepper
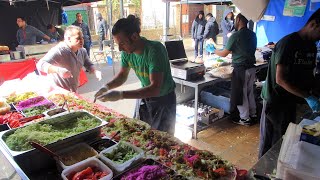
[[213, 167, 227, 176], [72, 167, 93, 180]]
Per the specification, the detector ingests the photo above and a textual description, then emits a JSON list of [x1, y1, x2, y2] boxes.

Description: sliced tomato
[[72, 167, 93, 180]]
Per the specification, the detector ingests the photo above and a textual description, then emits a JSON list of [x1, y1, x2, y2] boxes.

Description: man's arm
[[203, 23, 210, 39], [103, 20, 108, 38], [276, 64, 309, 98], [32, 26, 50, 41], [122, 72, 163, 99], [214, 49, 230, 57], [105, 67, 130, 89]]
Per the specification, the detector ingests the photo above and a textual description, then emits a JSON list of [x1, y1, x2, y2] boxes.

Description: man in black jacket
[[204, 13, 219, 43], [72, 13, 92, 57], [204, 13, 219, 55]]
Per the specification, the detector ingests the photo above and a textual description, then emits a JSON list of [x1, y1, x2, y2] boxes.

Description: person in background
[[94, 15, 176, 135], [72, 13, 91, 57], [61, 9, 68, 25], [203, 13, 219, 55], [259, 8, 320, 158], [16, 16, 51, 45], [37, 25, 101, 93], [221, 9, 234, 47], [46, 24, 61, 42], [214, 13, 257, 126], [96, 12, 108, 51], [191, 10, 206, 59]]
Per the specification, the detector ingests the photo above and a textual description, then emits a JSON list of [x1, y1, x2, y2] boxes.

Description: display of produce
[[66, 166, 109, 180], [102, 119, 234, 179], [1, 93, 236, 180], [102, 142, 139, 164], [4, 114, 101, 151], [6, 92, 37, 104], [0, 112, 24, 128], [15, 96, 53, 111], [22, 103, 55, 117]]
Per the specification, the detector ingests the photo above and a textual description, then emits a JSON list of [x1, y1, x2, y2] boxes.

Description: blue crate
[[200, 87, 231, 114]]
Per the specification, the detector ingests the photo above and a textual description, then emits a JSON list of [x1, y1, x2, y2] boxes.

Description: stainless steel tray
[[0, 110, 107, 174]]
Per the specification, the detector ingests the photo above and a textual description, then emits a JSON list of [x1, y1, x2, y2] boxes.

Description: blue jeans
[[84, 41, 91, 57], [194, 38, 204, 58]]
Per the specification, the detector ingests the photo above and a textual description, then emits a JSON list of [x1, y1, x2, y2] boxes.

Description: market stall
[[0, 75, 243, 180]]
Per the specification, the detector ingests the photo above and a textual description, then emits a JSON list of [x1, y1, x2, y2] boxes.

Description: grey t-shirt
[[37, 42, 94, 92], [16, 25, 46, 45]]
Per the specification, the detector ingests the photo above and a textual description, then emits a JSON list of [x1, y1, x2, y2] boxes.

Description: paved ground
[[78, 36, 260, 170]]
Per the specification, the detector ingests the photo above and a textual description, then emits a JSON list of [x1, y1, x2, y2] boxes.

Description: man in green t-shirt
[[94, 15, 176, 135], [214, 13, 257, 126], [259, 9, 320, 158]]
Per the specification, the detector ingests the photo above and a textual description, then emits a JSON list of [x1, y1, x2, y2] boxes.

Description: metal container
[[0, 110, 107, 174], [0, 54, 11, 61], [10, 51, 23, 60]]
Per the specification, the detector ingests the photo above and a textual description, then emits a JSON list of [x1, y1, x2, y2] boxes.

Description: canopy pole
[[107, 0, 115, 75], [163, 2, 170, 41], [120, 0, 124, 18]]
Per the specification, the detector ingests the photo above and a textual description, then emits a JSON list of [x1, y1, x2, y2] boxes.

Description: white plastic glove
[[57, 67, 73, 78], [97, 90, 123, 102], [227, 32, 232, 38], [94, 85, 109, 98], [94, 70, 102, 81]]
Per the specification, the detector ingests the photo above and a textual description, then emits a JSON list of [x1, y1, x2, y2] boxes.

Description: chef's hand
[[305, 96, 320, 112], [227, 32, 232, 38], [94, 70, 102, 81], [57, 67, 73, 78], [94, 85, 109, 98], [97, 90, 123, 102]]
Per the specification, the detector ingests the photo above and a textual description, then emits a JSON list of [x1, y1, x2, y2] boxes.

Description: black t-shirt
[[262, 32, 317, 104]]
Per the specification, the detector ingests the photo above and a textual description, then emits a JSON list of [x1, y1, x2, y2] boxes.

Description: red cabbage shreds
[[16, 96, 53, 111], [121, 165, 167, 180]]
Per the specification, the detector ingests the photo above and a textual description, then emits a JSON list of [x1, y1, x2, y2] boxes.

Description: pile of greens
[[5, 115, 100, 151], [22, 103, 55, 117], [103, 142, 138, 164]]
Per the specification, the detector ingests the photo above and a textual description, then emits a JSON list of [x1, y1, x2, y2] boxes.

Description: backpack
[[213, 21, 219, 36]]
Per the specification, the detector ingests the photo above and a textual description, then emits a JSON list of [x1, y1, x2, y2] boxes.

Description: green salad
[[5, 115, 100, 151], [103, 142, 138, 164]]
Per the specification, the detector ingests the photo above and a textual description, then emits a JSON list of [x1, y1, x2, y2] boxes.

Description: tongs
[[29, 141, 61, 161], [61, 95, 70, 113]]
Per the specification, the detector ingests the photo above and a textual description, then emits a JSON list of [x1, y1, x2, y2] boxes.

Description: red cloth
[[78, 69, 88, 87], [0, 58, 37, 81]]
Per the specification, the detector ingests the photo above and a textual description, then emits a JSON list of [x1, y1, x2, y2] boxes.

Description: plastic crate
[[200, 87, 231, 114], [61, 157, 113, 180], [98, 142, 144, 173]]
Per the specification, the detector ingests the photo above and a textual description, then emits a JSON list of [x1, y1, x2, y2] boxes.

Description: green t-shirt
[[261, 32, 316, 105], [121, 38, 175, 97], [225, 28, 257, 67]]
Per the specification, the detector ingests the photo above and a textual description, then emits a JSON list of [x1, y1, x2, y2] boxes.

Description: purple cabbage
[[15, 96, 54, 111], [121, 165, 167, 180]]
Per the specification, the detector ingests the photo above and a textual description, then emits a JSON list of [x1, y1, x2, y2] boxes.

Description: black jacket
[[203, 17, 219, 40], [191, 18, 206, 40]]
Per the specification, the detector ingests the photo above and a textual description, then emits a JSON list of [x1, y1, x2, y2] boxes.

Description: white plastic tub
[[61, 157, 113, 180], [98, 142, 144, 172], [57, 142, 98, 169]]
